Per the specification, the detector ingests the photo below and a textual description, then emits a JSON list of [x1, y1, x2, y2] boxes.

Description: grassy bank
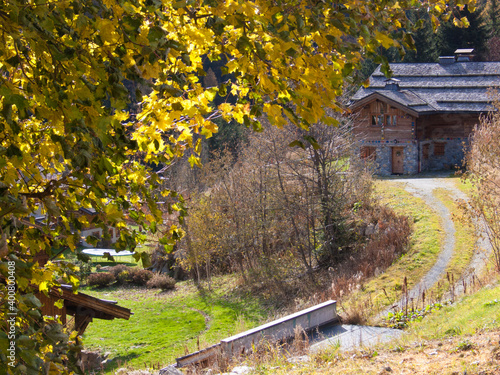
[[340, 181, 444, 316], [235, 278, 500, 374], [430, 187, 477, 298], [82, 275, 268, 373], [408, 278, 500, 340]]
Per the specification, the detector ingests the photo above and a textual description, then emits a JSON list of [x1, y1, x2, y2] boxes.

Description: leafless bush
[[108, 265, 154, 286], [466, 97, 500, 272], [87, 272, 115, 288], [179, 115, 376, 297], [146, 273, 176, 290]]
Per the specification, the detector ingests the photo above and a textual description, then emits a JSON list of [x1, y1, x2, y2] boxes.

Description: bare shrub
[[291, 326, 309, 355], [130, 268, 154, 286], [146, 273, 176, 290], [87, 272, 115, 288], [108, 265, 154, 286], [109, 264, 129, 280], [466, 97, 500, 272], [116, 269, 131, 285], [357, 206, 411, 277], [340, 298, 373, 325], [182, 115, 374, 300]]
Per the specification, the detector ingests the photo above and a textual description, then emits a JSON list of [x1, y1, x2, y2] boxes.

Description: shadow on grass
[[194, 282, 269, 324]]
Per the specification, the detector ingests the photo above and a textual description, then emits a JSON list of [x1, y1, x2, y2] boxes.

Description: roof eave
[[50, 285, 132, 320], [417, 110, 494, 115], [349, 92, 420, 118]]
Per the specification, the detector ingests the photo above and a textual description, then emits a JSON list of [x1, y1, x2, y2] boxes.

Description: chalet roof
[[79, 207, 97, 215], [350, 61, 500, 114]]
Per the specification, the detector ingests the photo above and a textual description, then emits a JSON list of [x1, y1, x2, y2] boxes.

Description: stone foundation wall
[[359, 139, 468, 175], [359, 142, 418, 176], [420, 139, 468, 172]]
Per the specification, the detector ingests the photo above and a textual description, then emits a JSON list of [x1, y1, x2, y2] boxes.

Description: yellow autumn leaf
[[97, 19, 120, 44], [375, 31, 396, 49]]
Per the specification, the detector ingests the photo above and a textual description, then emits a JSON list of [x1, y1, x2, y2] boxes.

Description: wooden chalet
[[349, 49, 500, 175]]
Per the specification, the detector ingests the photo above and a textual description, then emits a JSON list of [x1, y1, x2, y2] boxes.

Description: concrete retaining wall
[[220, 300, 337, 357], [175, 343, 221, 368], [173, 300, 337, 368]]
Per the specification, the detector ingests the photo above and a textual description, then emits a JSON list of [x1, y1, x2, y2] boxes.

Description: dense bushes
[[146, 274, 177, 291], [109, 265, 153, 286], [88, 272, 116, 288], [87, 265, 175, 289], [130, 269, 155, 286], [180, 119, 374, 290], [172, 116, 415, 306]]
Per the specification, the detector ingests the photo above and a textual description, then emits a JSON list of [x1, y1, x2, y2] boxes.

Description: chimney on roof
[[439, 49, 475, 64], [384, 78, 400, 91], [439, 56, 455, 64], [455, 48, 475, 62]]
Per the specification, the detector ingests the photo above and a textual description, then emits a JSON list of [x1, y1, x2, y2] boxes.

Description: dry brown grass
[[230, 329, 500, 375], [310, 329, 500, 375]]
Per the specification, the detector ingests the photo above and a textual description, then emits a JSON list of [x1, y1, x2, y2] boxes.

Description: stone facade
[[359, 141, 418, 176], [359, 139, 465, 176], [419, 139, 468, 172]]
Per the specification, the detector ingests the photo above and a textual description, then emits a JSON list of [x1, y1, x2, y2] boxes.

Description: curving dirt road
[[315, 173, 494, 352], [386, 173, 492, 311]]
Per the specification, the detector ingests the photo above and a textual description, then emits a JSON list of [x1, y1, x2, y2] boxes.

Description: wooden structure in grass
[[34, 251, 132, 335], [37, 285, 132, 335]]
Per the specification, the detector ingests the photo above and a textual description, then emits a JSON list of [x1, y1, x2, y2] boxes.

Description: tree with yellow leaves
[[0, 0, 474, 373]]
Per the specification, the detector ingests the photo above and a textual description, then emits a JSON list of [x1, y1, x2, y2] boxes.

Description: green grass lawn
[[81, 275, 269, 373]]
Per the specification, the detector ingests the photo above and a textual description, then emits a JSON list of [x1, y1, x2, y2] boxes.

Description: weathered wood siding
[[353, 100, 416, 142], [37, 293, 66, 324], [416, 113, 479, 140]]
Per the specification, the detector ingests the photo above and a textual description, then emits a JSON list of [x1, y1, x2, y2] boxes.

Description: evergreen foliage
[[404, 10, 440, 63], [484, 0, 500, 37], [438, 4, 489, 59]]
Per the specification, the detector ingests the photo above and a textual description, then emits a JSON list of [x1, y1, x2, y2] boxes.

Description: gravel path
[[384, 174, 492, 312], [315, 174, 493, 351]]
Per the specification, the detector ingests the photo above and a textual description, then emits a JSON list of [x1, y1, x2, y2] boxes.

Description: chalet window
[[371, 102, 397, 126], [387, 107, 398, 126], [422, 144, 430, 160], [386, 115, 398, 126], [385, 115, 398, 126], [371, 115, 384, 126], [360, 146, 377, 161], [434, 142, 445, 156]]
